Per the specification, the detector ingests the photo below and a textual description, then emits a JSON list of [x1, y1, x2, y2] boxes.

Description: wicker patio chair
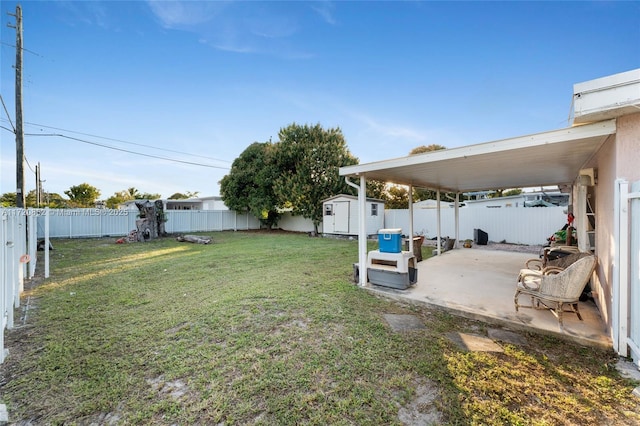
[[524, 245, 581, 271], [515, 255, 597, 327]]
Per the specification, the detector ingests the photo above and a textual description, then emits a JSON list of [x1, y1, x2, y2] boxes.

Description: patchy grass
[[1, 231, 638, 425]]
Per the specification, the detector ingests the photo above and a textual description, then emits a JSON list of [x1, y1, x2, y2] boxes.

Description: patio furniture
[[515, 255, 597, 327], [524, 249, 590, 272], [524, 245, 581, 271]]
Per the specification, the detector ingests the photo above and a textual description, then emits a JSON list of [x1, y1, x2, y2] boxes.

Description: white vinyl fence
[[385, 206, 568, 245], [33, 209, 261, 239], [1, 210, 27, 363]]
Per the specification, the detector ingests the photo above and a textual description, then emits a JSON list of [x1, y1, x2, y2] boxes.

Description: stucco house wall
[[617, 113, 640, 181], [586, 112, 640, 332], [588, 134, 616, 329]]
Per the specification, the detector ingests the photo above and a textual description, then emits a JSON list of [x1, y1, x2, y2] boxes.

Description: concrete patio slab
[[364, 247, 611, 349]]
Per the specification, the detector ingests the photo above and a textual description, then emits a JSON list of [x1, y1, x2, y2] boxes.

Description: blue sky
[[1, 1, 638, 201]]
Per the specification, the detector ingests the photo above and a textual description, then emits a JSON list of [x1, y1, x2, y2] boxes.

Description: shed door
[[334, 201, 350, 234]]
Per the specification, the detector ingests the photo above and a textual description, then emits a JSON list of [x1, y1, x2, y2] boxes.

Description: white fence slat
[[1, 214, 8, 364], [28, 212, 37, 279]]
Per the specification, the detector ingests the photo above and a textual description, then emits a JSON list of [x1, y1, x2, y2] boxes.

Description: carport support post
[[455, 192, 460, 248], [344, 176, 368, 286], [358, 175, 367, 286], [44, 207, 50, 278], [436, 189, 441, 256], [408, 184, 414, 255]]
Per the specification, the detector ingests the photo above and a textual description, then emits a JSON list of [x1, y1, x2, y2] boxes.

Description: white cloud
[[146, 1, 227, 28], [310, 1, 337, 25], [56, 1, 112, 29], [147, 1, 312, 58]]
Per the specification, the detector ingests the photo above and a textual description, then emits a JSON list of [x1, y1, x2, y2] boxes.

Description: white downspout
[[345, 176, 368, 286]]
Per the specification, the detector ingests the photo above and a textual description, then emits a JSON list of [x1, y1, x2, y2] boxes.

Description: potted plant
[[463, 239, 473, 248]]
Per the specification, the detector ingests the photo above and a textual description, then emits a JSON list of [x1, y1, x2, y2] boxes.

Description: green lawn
[[1, 231, 638, 425]]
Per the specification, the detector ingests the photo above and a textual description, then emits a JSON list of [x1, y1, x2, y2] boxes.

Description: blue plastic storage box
[[378, 228, 402, 253]]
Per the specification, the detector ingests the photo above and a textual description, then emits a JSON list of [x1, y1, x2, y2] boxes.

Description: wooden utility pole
[[8, 5, 25, 207]]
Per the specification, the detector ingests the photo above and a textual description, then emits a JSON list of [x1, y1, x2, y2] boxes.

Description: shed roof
[[340, 120, 616, 193], [322, 194, 385, 203]]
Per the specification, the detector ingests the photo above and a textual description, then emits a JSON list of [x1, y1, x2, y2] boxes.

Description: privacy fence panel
[[36, 209, 260, 238], [34, 209, 134, 238], [384, 206, 567, 245]]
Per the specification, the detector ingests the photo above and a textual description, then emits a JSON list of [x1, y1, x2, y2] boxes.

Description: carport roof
[[340, 119, 616, 193]]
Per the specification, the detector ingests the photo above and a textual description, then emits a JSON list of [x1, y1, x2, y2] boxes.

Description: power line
[[16, 120, 232, 164], [0, 41, 43, 58], [24, 154, 36, 174], [0, 95, 16, 132], [25, 133, 230, 170]]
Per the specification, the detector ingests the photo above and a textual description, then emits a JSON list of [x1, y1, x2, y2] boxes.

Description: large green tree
[[1, 191, 70, 208], [366, 180, 387, 200], [220, 142, 282, 229], [64, 183, 101, 208], [1, 192, 17, 207], [385, 185, 411, 209], [273, 123, 358, 233]]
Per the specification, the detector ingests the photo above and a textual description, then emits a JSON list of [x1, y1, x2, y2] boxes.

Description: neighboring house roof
[[340, 119, 616, 193], [524, 200, 557, 207], [321, 194, 385, 203], [180, 196, 223, 201], [118, 196, 225, 209]]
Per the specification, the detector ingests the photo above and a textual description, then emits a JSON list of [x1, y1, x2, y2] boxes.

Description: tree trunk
[[176, 235, 211, 244], [135, 200, 166, 241]]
